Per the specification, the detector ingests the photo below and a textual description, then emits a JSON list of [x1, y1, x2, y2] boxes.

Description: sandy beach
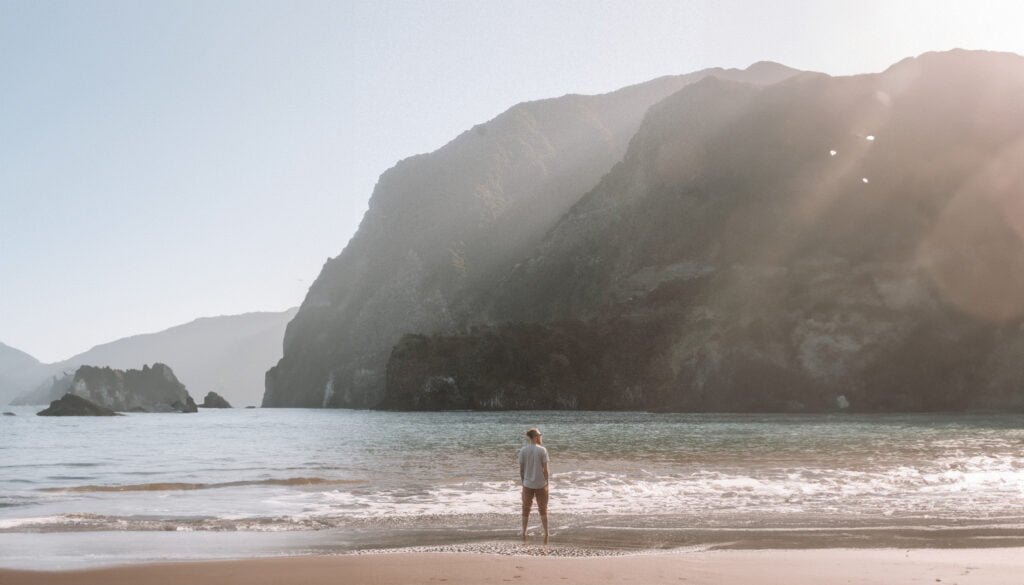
[[1, 548, 1019, 585]]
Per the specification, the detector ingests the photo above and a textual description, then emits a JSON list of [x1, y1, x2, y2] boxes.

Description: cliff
[[264, 62, 800, 407], [386, 50, 1024, 412], [383, 320, 680, 410]]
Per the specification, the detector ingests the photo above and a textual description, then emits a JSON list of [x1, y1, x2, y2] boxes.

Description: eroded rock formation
[[200, 391, 232, 408], [38, 393, 120, 416], [42, 364, 199, 413]]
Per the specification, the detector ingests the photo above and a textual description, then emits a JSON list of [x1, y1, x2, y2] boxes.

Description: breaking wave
[[41, 477, 365, 493]]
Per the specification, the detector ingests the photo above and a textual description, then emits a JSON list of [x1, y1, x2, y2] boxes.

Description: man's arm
[[520, 461, 525, 483], [542, 461, 549, 486]]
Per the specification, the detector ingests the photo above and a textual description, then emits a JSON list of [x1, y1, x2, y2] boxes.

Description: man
[[518, 427, 550, 543]]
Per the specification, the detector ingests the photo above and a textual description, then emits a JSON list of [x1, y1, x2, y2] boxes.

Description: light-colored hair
[[526, 428, 541, 438]]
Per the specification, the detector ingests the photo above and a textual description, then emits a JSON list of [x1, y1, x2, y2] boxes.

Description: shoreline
[[6, 527, 1024, 572], [1, 547, 1020, 585]]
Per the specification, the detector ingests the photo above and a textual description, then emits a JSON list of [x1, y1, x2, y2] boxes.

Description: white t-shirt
[[518, 443, 549, 489]]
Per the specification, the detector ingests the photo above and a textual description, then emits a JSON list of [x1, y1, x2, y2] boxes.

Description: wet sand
[[1, 547, 1019, 585]]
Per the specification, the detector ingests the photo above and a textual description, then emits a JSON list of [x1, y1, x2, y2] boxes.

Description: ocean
[[2, 407, 1024, 569]]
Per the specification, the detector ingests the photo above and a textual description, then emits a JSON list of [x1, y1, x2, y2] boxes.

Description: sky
[[3, 0, 1024, 363]]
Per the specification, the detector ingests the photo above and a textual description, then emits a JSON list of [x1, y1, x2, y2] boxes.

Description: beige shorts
[[522, 485, 549, 515]]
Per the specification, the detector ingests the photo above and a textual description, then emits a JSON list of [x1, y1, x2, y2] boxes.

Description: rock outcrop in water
[[37, 393, 119, 416], [264, 63, 800, 408], [200, 391, 232, 408], [274, 49, 1024, 413], [41, 364, 199, 413]]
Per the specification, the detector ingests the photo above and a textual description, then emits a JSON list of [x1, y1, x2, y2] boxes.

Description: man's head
[[526, 428, 543, 444]]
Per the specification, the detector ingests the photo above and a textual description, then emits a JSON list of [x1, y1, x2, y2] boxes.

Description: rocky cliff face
[[385, 50, 1024, 412], [50, 364, 198, 413], [264, 63, 800, 408], [383, 320, 682, 410]]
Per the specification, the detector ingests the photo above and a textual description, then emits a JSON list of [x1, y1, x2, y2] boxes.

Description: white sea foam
[[0, 516, 68, 530], [254, 457, 1024, 522], [12, 459, 1024, 530]]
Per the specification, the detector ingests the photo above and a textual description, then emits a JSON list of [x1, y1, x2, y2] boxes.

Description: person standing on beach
[[519, 428, 550, 543]]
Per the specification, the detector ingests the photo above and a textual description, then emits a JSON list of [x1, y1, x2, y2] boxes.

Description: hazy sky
[[3, 0, 1024, 362]]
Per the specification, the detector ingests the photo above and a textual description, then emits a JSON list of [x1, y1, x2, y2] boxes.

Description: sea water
[[2, 407, 1024, 568]]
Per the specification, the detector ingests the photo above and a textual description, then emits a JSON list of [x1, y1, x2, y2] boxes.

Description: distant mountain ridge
[[0, 343, 42, 404], [264, 61, 801, 408], [5, 308, 297, 407]]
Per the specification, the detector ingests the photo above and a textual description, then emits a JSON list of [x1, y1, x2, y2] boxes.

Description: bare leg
[[541, 513, 549, 544], [521, 487, 530, 541]]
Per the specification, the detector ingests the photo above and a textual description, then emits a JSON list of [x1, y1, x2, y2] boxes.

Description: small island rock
[[38, 394, 120, 417], [39, 364, 199, 413], [200, 391, 232, 409]]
